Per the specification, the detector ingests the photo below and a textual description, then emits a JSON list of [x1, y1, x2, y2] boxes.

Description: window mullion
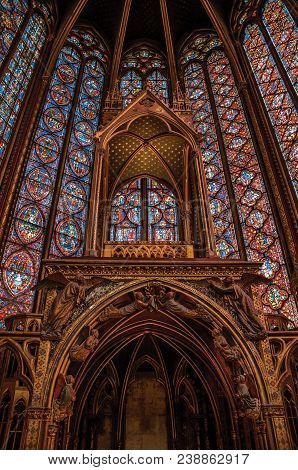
[[141, 178, 148, 241]]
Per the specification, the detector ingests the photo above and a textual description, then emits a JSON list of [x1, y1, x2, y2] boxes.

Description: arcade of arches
[[0, 0, 297, 450]]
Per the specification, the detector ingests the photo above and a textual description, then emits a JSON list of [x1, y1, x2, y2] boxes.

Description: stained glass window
[[262, 0, 298, 92], [110, 180, 142, 242], [0, 29, 107, 325], [0, 0, 28, 65], [120, 46, 168, 107], [147, 71, 168, 103], [148, 179, 178, 242], [181, 33, 297, 321], [110, 178, 178, 242], [50, 56, 105, 257], [0, 7, 49, 166], [184, 61, 239, 259], [243, 23, 298, 194], [120, 70, 142, 108]]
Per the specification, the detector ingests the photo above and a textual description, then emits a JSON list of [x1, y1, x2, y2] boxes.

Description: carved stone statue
[[99, 291, 149, 322], [212, 325, 241, 362], [158, 290, 201, 319], [36, 273, 115, 339], [69, 328, 100, 362], [53, 375, 76, 422], [234, 374, 260, 420], [208, 274, 268, 341]]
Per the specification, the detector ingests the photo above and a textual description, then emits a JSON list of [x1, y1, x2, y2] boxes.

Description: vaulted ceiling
[[58, 0, 236, 54]]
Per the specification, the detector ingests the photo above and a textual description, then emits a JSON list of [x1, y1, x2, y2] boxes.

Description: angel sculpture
[[53, 374, 76, 422], [69, 328, 100, 363], [36, 273, 115, 339], [212, 325, 241, 363], [207, 274, 269, 341], [234, 374, 260, 420], [99, 291, 149, 323], [158, 290, 201, 319]]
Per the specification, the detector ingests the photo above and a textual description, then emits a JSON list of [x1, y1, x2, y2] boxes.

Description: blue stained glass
[[0, 45, 81, 316], [0, 12, 48, 164], [0, 0, 28, 65], [50, 54, 105, 257]]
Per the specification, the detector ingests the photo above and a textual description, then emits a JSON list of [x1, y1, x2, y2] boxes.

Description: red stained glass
[[110, 178, 178, 242], [0, 41, 81, 317], [243, 23, 298, 194], [208, 49, 296, 319], [262, 0, 297, 92], [185, 62, 239, 259]]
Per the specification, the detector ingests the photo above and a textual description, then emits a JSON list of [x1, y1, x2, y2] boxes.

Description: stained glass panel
[[109, 178, 178, 242], [0, 0, 28, 65], [148, 179, 178, 242], [243, 24, 298, 194], [147, 71, 168, 103], [185, 62, 239, 259], [208, 49, 296, 319], [120, 46, 168, 107], [51, 57, 105, 257], [0, 46, 81, 320], [110, 179, 142, 242], [0, 11, 48, 165], [120, 70, 142, 107], [262, 0, 298, 92]]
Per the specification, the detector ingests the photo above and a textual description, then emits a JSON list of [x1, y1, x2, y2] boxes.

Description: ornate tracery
[[120, 45, 168, 106]]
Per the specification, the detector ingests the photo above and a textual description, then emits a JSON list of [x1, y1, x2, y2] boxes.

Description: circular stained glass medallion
[[44, 107, 65, 132], [50, 84, 72, 106], [35, 135, 59, 163], [74, 121, 93, 146], [3, 251, 34, 296], [62, 181, 86, 213], [83, 77, 101, 97], [79, 98, 97, 119], [57, 63, 76, 83], [15, 205, 44, 244], [69, 149, 90, 177], [26, 166, 51, 201], [56, 219, 81, 256]]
